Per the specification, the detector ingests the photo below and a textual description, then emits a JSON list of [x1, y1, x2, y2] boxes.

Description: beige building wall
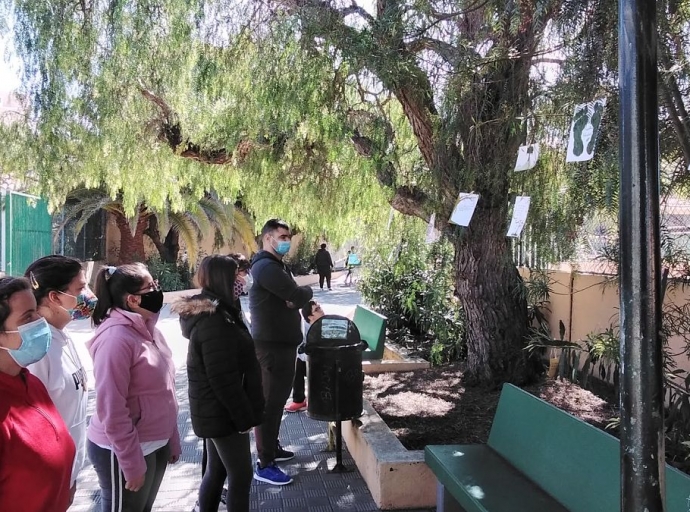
[[528, 267, 690, 375]]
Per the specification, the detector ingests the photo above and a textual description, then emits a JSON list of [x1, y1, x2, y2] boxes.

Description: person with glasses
[[25, 255, 97, 504], [86, 263, 181, 512], [0, 276, 76, 512]]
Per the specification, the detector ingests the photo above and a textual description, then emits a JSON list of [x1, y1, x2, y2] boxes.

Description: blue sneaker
[[254, 462, 293, 485]]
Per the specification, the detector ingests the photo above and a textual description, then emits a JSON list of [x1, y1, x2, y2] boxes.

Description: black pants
[[292, 358, 307, 403], [318, 270, 331, 289], [87, 440, 170, 512], [198, 434, 252, 512], [254, 344, 297, 466]]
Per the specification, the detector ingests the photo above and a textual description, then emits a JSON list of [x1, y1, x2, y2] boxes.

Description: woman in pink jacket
[[86, 263, 181, 512]]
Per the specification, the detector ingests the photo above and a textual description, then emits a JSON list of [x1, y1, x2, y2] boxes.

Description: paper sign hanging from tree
[[425, 213, 441, 244], [566, 98, 607, 162], [514, 143, 540, 171], [449, 193, 480, 227], [507, 196, 531, 237]]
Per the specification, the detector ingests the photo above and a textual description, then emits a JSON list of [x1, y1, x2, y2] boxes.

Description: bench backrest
[[352, 305, 386, 360], [488, 384, 690, 512]]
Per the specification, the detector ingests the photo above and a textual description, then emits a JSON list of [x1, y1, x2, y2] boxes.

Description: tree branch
[[139, 87, 233, 165], [389, 185, 429, 221], [341, 1, 374, 23], [406, 37, 462, 65]]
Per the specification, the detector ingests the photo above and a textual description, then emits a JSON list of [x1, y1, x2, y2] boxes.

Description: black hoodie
[[249, 250, 313, 348], [173, 291, 264, 437]]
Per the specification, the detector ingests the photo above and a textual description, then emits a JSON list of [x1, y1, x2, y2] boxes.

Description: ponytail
[[92, 263, 148, 326]]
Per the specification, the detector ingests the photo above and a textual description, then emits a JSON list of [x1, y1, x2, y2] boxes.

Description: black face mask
[[137, 290, 164, 314]]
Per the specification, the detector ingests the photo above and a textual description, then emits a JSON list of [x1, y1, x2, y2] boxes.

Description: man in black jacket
[[313, 243, 334, 290], [250, 219, 313, 486]]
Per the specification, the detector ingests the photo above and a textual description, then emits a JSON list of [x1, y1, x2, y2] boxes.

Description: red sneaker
[[284, 400, 307, 413]]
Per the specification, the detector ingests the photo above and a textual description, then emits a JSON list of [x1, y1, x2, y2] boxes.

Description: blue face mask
[[0, 317, 52, 367], [273, 238, 291, 256]]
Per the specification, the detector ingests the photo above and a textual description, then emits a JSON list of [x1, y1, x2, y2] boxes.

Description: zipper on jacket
[[27, 402, 60, 441]]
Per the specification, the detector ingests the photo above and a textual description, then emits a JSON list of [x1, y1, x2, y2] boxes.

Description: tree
[[4, 1, 690, 384], [56, 188, 256, 264]]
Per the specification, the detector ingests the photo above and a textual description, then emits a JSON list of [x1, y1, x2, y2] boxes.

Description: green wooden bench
[[425, 383, 690, 512], [352, 305, 386, 360]]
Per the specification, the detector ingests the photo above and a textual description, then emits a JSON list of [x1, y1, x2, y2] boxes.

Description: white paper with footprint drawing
[[507, 196, 531, 238], [515, 143, 540, 171], [566, 98, 606, 162]]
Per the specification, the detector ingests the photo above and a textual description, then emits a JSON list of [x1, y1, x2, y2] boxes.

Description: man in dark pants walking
[[250, 219, 313, 486], [314, 243, 334, 290]]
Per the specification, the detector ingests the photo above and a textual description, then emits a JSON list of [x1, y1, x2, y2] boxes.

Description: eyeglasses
[[137, 280, 160, 294]]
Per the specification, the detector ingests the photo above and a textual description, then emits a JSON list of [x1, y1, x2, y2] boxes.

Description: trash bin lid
[[306, 315, 362, 348]]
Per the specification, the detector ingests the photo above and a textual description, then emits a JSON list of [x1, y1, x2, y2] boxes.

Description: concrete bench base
[[342, 400, 436, 510]]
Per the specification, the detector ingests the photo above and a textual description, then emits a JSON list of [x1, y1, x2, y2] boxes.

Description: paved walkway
[[68, 277, 430, 511]]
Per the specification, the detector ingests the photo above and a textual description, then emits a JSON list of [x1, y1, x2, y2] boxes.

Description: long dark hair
[[25, 255, 83, 304], [196, 255, 238, 307], [92, 263, 148, 326], [0, 277, 31, 331]]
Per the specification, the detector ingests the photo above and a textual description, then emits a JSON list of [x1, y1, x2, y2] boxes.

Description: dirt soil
[[363, 363, 619, 450]]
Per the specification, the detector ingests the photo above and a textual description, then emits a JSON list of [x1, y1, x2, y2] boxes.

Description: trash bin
[[304, 315, 367, 422]]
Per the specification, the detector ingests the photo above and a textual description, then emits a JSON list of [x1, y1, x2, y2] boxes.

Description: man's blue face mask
[[272, 238, 291, 256]]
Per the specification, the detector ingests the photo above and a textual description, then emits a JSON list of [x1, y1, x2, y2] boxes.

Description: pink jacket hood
[[87, 308, 180, 481]]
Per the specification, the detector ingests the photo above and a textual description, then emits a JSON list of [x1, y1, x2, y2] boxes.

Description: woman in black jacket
[[173, 255, 264, 512]]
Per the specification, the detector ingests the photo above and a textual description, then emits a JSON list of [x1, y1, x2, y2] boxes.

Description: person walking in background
[[344, 246, 361, 286], [284, 300, 325, 413], [87, 263, 181, 512], [174, 255, 264, 512], [314, 243, 334, 291], [0, 276, 76, 512], [25, 255, 97, 503], [250, 219, 313, 485]]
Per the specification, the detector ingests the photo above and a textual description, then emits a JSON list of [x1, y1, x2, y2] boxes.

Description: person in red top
[[0, 276, 76, 512]]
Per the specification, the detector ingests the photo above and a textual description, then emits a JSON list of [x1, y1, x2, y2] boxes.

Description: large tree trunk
[[162, 229, 180, 263], [113, 211, 148, 264], [455, 202, 532, 385], [144, 215, 179, 263]]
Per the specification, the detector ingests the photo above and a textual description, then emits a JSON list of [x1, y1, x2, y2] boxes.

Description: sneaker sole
[[274, 453, 295, 462], [284, 407, 307, 413], [253, 473, 293, 485]]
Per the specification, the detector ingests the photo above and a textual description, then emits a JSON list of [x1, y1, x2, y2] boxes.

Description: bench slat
[[425, 444, 569, 512]]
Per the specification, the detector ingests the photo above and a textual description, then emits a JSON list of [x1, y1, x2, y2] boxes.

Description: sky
[[0, 22, 21, 92], [0, 2, 377, 93]]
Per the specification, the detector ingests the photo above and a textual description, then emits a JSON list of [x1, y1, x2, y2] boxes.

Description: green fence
[[2, 190, 53, 277]]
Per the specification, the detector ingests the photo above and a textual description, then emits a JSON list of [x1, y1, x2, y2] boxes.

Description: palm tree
[[55, 188, 257, 264]]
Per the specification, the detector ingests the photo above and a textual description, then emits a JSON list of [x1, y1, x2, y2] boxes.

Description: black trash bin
[[305, 315, 367, 422]]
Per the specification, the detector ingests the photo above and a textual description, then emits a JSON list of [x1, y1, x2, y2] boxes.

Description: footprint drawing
[[572, 104, 590, 157], [587, 101, 604, 155]]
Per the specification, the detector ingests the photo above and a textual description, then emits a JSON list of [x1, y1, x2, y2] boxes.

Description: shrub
[[359, 227, 465, 365], [146, 257, 193, 292]]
